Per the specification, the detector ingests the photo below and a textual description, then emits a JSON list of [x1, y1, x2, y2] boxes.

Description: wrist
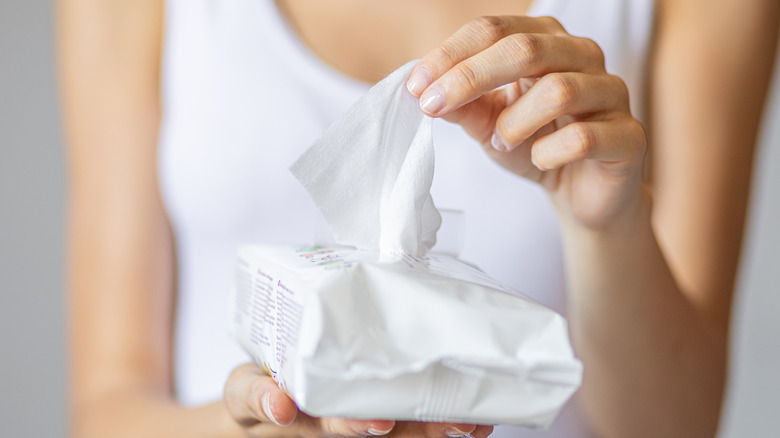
[[556, 182, 654, 243]]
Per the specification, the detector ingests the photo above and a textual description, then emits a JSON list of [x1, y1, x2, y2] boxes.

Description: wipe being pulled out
[[229, 62, 582, 428], [290, 61, 441, 256]]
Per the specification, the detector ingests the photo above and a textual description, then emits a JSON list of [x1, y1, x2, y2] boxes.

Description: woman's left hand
[[407, 16, 647, 231]]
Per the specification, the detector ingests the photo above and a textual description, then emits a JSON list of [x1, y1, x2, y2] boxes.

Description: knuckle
[[320, 418, 345, 435], [469, 15, 508, 42], [223, 385, 255, 423], [224, 368, 246, 398], [432, 43, 459, 68], [579, 37, 606, 68], [328, 418, 366, 437], [538, 15, 565, 32], [544, 73, 578, 111], [608, 74, 630, 105], [223, 392, 240, 415], [504, 33, 544, 66], [568, 123, 597, 158], [627, 117, 648, 150], [452, 61, 483, 93], [608, 73, 627, 90]]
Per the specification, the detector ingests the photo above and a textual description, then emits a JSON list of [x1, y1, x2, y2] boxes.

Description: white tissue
[[290, 61, 441, 256]]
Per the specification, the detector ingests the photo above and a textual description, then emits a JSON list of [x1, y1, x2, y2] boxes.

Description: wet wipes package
[[229, 61, 582, 428], [230, 245, 582, 427]]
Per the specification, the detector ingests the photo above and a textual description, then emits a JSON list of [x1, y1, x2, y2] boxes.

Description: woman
[[59, 0, 779, 437]]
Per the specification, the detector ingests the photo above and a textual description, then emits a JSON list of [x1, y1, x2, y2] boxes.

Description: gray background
[[0, 1, 778, 437]]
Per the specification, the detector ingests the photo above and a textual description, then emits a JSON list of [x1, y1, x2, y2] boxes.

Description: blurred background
[[1, 1, 778, 437]]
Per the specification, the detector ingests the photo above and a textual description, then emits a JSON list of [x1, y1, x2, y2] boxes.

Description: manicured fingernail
[[407, 68, 432, 96], [261, 393, 282, 426], [420, 85, 446, 115], [531, 155, 543, 170], [446, 424, 476, 437], [367, 427, 393, 436], [491, 132, 508, 152]]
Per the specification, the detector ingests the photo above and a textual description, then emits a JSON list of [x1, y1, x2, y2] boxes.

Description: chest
[[274, 0, 535, 83]]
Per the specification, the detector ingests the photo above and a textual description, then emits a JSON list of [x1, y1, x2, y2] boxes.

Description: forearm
[[58, 2, 223, 437], [560, 187, 726, 438], [73, 391, 243, 438]]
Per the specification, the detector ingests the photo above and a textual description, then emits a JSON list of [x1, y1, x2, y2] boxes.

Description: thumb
[[224, 363, 298, 427]]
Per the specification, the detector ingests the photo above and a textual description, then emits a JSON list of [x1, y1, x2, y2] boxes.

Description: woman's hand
[[407, 16, 647, 231], [224, 363, 493, 438]]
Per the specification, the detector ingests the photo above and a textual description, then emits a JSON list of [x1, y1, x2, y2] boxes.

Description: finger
[[407, 15, 565, 96], [492, 72, 629, 151], [529, 117, 646, 171], [441, 88, 509, 145], [224, 363, 297, 427], [319, 417, 396, 437], [388, 421, 476, 438], [418, 33, 605, 116], [442, 80, 533, 146]]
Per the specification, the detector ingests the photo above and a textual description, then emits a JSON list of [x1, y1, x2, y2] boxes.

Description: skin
[[59, 0, 779, 437]]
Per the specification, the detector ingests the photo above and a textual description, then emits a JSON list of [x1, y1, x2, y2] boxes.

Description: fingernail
[[520, 77, 537, 94], [531, 155, 543, 170], [491, 132, 508, 152], [407, 68, 432, 96], [420, 85, 446, 115], [367, 427, 393, 436], [446, 424, 476, 437], [261, 393, 282, 426], [520, 80, 531, 94]]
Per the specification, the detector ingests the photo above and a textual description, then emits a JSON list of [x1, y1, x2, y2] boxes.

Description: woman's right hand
[[224, 363, 493, 438]]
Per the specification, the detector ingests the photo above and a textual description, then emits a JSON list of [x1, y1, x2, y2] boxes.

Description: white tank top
[[158, 1, 654, 436]]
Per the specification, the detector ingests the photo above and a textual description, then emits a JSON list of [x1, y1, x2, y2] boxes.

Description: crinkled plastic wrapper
[[229, 244, 582, 429]]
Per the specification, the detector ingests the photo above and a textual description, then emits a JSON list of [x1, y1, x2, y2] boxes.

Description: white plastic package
[[229, 61, 582, 428], [230, 245, 582, 427]]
